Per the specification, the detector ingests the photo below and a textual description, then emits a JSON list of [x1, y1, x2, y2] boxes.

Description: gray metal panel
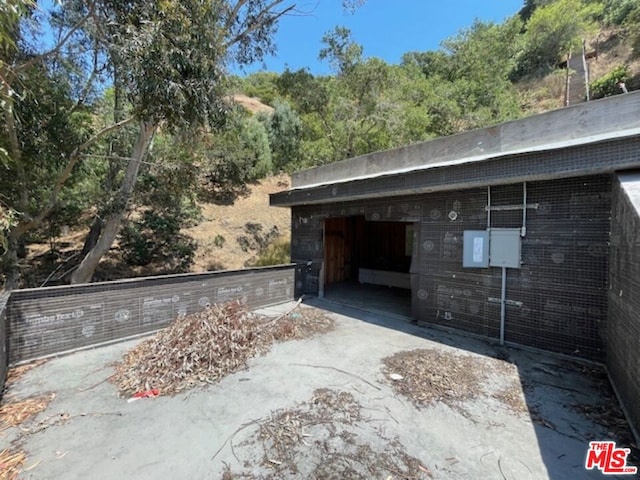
[[463, 231, 490, 268], [489, 229, 521, 268]]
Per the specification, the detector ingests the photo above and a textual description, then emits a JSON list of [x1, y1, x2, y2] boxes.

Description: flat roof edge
[[291, 92, 640, 190], [288, 128, 640, 192], [270, 136, 640, 207]]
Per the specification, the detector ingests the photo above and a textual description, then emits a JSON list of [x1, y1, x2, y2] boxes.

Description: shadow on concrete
[[306, 296, 640, 480]]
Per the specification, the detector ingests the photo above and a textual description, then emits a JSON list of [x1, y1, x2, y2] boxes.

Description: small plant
[[590, 65, 631, 99], [236, 222, 279, 252], [248, 237, 291, 267], [213, 234, 225, 248]]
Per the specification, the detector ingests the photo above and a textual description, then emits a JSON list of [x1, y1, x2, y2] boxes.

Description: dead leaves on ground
[[4, 360, 47, 389], [383, 349, 483, 408], [0, 449, 26, 480], [111, 301, 334, 397], [221, 389, 432, 480], [0, 394, 55, 432], [382, 348, 535, 417]]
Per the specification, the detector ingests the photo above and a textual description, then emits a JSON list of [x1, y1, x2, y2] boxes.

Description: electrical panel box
[[489, 228, 521, 268], [463, 231, 490, 268]]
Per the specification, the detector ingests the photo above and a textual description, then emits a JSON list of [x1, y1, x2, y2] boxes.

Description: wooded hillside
[[1, 0, 639, 289]]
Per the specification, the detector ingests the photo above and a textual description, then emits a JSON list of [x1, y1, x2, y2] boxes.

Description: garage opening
[[323, 216, 413, 318]]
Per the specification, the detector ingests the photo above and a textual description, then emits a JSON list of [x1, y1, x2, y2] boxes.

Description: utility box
[[463, 230, 490, 268], [489, 228, 521, 268]]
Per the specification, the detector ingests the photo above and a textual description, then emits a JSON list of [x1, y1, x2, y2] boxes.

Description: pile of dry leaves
[[0, 360, 54, 480], [111, 301, 334, 397], [382, 348, 483, 408]]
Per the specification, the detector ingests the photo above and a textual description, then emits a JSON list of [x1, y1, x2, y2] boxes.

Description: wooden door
[[324, 217, 348, 284]]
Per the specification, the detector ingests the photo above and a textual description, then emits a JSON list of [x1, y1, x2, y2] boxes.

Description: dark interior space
[[323, 216, 413, 317]]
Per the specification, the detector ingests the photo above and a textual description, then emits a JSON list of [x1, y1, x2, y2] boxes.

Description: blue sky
[[238, 0, 525, 75]]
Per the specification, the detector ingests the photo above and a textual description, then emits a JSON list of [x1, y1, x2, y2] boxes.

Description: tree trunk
[[80, 216, 105, 257], [2, 232, 22, 290], [70, 120, 157, 284]]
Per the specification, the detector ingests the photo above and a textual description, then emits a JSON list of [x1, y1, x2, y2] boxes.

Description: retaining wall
[[5, 264, 295, 364], [608, 172, 640, 440]]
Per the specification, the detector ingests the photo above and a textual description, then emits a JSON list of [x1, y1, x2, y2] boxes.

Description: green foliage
[[518, 0, 555, 22], [0, 62, 93, 224], [114, 131, 201, 273], [590, 64, 630, 98], [319, 26, 364, 74], [0, 206, 18, 254], [240, 118, 273, 178], [0, 0, 33, 58], [277, 68, 329, 114], [119, 210, 196, 272], [241, 72, 280, 105], [259, 101, 302, 172], [201, 107, 275, 203], [516, 0, 603, 78], [249, 237, 290, 267], [236, 222, 279, 253], [624, 4, 640, 58], [401, 50, 450, 79], [600, 0, 638, 25]]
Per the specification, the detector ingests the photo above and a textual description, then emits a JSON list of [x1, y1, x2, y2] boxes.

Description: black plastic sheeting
[[291, 175, 611, 361], [608, 173, 640, 441], [5, 265, 296, 363]]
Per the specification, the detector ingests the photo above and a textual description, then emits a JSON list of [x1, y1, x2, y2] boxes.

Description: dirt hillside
[[186, 174, 291, 272]]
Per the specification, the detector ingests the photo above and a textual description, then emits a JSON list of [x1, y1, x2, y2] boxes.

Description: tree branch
[[15, 0, 97, 73], [2, 85, 21, 164], [69, 46, 101, 115], [225, 0, 250, 31], [225, 0, 293, 48], [15, 116, 136, 234], [1, 83, 29, 212]]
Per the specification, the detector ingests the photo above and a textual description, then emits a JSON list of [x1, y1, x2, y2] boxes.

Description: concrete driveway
[[1, 300, 636, 479]]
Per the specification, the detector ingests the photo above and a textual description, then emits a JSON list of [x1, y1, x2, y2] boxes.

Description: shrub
[[249, 237, 291, 267], [119, 210, 197, 273], [590, 64, 630, 99]]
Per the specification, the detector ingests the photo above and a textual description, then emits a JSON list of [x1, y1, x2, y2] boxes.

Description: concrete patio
[[1, 300, 636, 480]]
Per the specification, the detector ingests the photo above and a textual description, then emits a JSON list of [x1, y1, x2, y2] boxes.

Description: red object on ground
[[128, 389, 160, 402]]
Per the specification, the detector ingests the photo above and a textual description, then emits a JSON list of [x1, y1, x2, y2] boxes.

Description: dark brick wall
[[6, 265, 295, 363], [291, 176, 611, 361], [608, 173, 640, 439]]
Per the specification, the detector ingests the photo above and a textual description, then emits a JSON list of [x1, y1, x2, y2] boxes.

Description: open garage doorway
[[322, 216, 414, 318]]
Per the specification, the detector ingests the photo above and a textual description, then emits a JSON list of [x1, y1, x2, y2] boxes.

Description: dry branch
[[111, 301, 335, 397]]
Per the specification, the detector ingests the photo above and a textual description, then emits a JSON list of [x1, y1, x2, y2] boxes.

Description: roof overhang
[[271, 133, 640, 207], [271, 92, 640, 208]]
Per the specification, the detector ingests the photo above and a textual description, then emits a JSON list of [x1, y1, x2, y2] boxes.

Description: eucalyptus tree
[[0, 0, 298, 288]]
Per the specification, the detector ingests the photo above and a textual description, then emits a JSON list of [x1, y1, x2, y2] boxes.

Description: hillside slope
[[186, 175, 291, 272]]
